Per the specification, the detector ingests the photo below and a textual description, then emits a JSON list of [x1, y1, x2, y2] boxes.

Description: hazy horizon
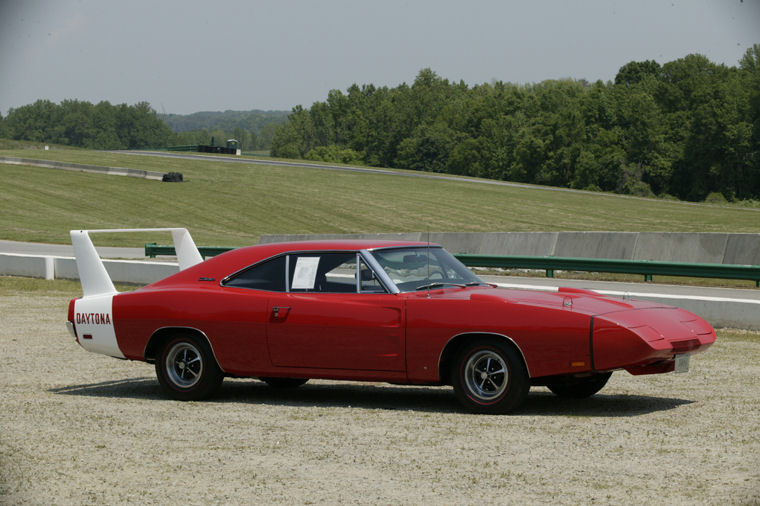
[[2, 0, 758, 116]]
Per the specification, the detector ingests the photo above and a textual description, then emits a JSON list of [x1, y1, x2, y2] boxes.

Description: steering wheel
[[428, 270, 445, 280]]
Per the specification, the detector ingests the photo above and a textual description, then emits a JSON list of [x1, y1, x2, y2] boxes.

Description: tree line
[[0, 101, 286, 152], [0, 100, 173, 150], [271, 46, 760, 202]]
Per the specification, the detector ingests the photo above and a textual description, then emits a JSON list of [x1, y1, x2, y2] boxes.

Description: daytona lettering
[[76, 312, 112, 325]]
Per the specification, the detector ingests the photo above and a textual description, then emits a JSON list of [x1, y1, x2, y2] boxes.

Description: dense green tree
[[3, 99, 171, 149], [739, 45, 760, 198], [59, 99, 95, 147], [91, 101, 122, 148], [615, 60, 662, 87], [395, 121, 464, 173], [5, 100, 59, 142], [305, 145, 362, 164], [270, 51, 760, 201], [447, 136, 489, 177], [270, 105, 317, 158]]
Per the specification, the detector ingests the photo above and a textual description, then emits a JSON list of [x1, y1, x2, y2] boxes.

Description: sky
[[1, 0, 758, 116]]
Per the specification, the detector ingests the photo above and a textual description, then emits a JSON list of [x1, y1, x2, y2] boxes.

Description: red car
[[66, 229, 715, 414]]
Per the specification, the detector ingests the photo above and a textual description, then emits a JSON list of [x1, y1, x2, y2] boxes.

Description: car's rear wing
[[70, 228, 203, 297]]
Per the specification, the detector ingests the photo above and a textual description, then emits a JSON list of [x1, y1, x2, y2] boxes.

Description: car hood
[[463, 285, 669, 316]]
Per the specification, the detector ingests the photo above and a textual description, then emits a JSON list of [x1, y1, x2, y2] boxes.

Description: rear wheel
[[451, 338, 529, 414], [156, 334, 223, 401], [260, 377, 309, 388], [546, 372, 612, 398]]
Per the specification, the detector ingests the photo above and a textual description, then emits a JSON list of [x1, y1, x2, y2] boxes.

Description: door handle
[[272, 306, 291, 318]]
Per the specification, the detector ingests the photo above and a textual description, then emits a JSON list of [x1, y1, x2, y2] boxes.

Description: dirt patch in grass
[[1, 288, 758, 504]]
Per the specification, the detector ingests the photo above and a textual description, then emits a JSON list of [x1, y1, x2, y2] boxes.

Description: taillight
[[67, 298, 79, 342]]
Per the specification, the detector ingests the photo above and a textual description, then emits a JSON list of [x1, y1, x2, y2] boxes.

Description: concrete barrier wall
[[0, 253, 178, 285], [259, 232, 760, 265], [632, 233, 727, 263], [0, 254, 55, 279], [0, 156, 165, 181], [554, 232, 638, 259]]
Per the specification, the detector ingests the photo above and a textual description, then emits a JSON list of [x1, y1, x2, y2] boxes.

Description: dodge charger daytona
[[66, 228, 715, 414]]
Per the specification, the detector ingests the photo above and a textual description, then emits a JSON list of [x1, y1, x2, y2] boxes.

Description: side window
[[289, 252, 357, 293], [325, 256, 359, 292], [224, 252, 388, 294], [223, 255, 286, 291]]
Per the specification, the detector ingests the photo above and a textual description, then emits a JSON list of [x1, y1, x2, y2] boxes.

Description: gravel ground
[[1, 288, 759, 505]]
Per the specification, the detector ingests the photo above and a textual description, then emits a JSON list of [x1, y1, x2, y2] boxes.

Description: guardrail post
[[645, 274, 653, 282], [546, 269, 554, 278]]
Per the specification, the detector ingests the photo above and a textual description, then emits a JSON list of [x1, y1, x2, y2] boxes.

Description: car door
[[266, 252, 405, 371]]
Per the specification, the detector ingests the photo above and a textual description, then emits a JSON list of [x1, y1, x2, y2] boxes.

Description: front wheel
[[451, 339, 529, 414], [155, 334, 223, 401], [545, 372, 612, 398]]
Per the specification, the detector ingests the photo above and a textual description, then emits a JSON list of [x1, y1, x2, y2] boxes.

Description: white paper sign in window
[[291, 256, 320, 289]]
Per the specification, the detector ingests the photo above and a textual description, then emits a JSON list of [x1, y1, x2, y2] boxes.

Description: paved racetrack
[[118, 150, 657, 198]]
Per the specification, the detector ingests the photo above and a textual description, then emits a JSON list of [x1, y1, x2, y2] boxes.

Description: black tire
[[259, 377, 309, 388], [545, 372, 612, 399], [451, 338, 529, 414], [155, 334, 223, 401]]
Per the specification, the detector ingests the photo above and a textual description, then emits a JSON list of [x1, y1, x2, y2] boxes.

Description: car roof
[[221, 240, 435, 268], [147, 240, 437, 288], [250, 239, 433, 251]]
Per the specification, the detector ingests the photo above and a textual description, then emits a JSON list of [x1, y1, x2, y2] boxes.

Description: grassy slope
[[1, 147, 759, 247]]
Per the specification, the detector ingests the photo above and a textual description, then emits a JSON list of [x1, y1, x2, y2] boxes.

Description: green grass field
[[2, 146, 759, 246]]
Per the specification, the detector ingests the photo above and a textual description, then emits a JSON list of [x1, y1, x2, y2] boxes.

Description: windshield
[[370, 246, 484, 292]]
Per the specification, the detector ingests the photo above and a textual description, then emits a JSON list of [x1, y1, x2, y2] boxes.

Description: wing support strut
[[70, 228, 203, 297]]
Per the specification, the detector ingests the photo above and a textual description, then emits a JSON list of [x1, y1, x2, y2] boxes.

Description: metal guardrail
[[456, 254, 760, 286], [144, 244, 760, 287]]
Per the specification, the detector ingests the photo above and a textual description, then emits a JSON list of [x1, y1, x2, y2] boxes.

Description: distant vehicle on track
[[66, 229, 715, 413]]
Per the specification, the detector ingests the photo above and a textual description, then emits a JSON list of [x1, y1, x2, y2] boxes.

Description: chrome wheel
[[452, 339, 529, 414], [165, 341, 203, 389], [155, 334, 223, 401], [463, 349, 509, 402]]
